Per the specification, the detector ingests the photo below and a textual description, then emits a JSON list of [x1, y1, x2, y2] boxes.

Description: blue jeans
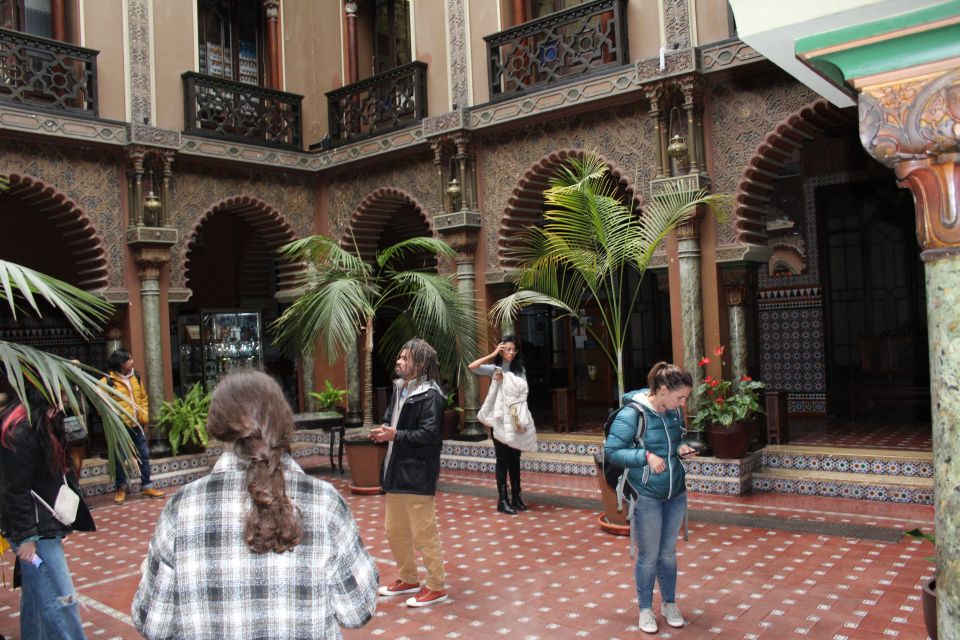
[[633, 491, 687, 610], [18, 537, 87, 640], [114, 425, 153, 490]]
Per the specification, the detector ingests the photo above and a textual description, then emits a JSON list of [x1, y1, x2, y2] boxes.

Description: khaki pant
[[384, 493, 446, 591]]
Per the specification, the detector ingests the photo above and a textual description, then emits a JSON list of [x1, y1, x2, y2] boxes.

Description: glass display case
[[178, 310, 263, 392]]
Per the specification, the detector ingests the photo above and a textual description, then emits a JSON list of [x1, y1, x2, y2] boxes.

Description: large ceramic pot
[[922, 578, 937, 640], [344, 440, 388, 495], [442, 409, 462, 440], [593, 454, 630, 536], [707, 420, 753, 459]]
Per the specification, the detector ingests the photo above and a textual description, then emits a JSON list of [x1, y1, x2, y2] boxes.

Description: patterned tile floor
[[787, 420, 932, 452], [0, 463, 936, 640]]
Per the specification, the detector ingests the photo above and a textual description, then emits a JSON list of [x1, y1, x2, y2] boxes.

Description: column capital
[[343, 0, 357, 15], [133, 246, 171, 281], [721, 265, 757, 307], [859, 70, 960, 255]]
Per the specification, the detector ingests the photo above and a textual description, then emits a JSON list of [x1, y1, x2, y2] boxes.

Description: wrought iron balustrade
[[485, 0, 628, 100], [326, 61, 427, 147], [0, 27, 98, 116], [182, 72, 303, 150]]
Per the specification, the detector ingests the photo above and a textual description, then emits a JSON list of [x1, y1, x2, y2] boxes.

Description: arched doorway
[[0, 174, 111, 371], [744, 100, 930, 446], [497, 150, 670, 428], [340, 188, 435, 418], [178, 196, 300, 405]]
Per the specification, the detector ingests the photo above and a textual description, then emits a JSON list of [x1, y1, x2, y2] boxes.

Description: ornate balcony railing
[[182, 72, 303, 150], [485, 0, 629, 100], [326, 61, 427, 147], [0, 27, 98, 116]]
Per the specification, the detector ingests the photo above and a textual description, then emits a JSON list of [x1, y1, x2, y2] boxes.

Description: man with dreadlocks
[[370, 338, 448, 608]]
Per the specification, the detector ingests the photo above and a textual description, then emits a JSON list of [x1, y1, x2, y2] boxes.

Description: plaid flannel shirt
[[132, 452, 378, 639]]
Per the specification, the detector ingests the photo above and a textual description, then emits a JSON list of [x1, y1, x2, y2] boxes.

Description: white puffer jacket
[[477, 372, 537, 452]]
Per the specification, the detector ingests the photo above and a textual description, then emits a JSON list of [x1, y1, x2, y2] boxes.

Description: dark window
[[1, 0, 52, 38], [373, 0, 411, 74], [527, 0, 587, 20], [197, 0, 263, 85]]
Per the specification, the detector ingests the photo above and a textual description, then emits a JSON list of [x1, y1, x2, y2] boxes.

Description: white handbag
[[31, 476, 80, 526]]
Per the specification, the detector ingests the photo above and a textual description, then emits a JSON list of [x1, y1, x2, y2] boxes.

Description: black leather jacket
[[0, 403, 95, 545], [380, 379, 444, 496]]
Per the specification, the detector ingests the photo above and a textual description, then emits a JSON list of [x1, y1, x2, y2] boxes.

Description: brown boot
[[114, 487, 126, 504], [142, 487, 166, 499]]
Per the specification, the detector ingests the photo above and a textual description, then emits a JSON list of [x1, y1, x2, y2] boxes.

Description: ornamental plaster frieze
[[180, 135, 318, 172], [699, 39, 764, 74], [0, 106, 126, 144]]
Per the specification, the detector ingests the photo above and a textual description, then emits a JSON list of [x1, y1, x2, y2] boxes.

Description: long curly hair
[[402, 338, 439, 382], [206, 371, 302, 554]]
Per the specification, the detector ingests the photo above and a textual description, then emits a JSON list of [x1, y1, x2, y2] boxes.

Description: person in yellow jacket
[[100, 349, 165, 504]]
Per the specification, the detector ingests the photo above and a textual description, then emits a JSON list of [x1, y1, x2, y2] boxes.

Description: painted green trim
[[802, 23, 960, 88], [796, 2, 960, 54]]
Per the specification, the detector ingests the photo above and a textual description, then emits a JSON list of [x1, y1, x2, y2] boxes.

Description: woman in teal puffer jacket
[[604, 362, 696, 635]]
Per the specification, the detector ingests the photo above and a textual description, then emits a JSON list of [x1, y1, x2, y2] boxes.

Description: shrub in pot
[[156, 383, 210, 456], [309, 379, 348, 414], [691, 346, 765, 459]]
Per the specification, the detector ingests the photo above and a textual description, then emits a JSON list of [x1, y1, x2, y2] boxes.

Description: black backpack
[[598, 401, 647, 506]]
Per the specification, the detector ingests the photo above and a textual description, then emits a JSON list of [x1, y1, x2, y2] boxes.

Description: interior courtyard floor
[[0, 460, 936, 640]]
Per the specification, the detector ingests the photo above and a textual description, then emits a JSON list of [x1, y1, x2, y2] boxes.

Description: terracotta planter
[[344, 440, 388, 495], [707, 420, 753, 459], [922, 578, 937, 640], [593, 455, 630, 536]]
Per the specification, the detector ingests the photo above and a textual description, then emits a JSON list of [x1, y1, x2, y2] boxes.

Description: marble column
[[676, 217, 705, 412], [301, 348, 316, 412], [722, 266, 756, 380], [133, 248, 170, 455], [858, 70, 960, 638]]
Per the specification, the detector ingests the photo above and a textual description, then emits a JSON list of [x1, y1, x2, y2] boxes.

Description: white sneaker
[[661, 602, 685, 628], [638, 608, 658, 633]]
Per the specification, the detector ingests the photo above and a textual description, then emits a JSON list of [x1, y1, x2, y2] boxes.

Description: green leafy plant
[[309, 379, 348, 411], [156, 383, 210, 456], [905, 527, 937, 562], [489, 152, 730, 402], [691, 345, 766, 429], [445, 390, 463, 413], [271, 234, 479, 433]]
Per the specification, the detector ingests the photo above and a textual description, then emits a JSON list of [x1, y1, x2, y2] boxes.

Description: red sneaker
[[406, 586, 448, 608], [377, 579, 421, 597]]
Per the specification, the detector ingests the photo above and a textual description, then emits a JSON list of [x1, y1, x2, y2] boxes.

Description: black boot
[[497, 479, 517, 515], [511, 490, 529, 512]]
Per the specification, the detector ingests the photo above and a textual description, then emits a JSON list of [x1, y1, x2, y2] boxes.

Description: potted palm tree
[[488, 153, 729, 532], [271, 234, 478, 494]]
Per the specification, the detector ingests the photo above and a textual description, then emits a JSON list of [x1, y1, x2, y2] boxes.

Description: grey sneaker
[[638, 608, 658, 633], [661, 602, 685, 628]]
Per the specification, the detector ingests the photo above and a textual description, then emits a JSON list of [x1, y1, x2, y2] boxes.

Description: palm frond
[[278, 235, 372, 279], [0, 261, 112, 339], [0, 342, 137, 478], [376, 236, 457, 269], [271, 277, 374, 362], [489, 289, 579, 331]]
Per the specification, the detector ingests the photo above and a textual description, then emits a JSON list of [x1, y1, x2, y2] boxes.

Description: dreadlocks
[[401, 338, 439, 383]]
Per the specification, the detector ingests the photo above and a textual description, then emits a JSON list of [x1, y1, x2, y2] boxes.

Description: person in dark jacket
[[604, 362, 696, 635], [370, 338, 448, 608], [0, 380, 95, 640]]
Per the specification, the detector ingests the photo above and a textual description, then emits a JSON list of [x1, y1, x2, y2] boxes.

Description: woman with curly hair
[[133, 371, 378, 639]]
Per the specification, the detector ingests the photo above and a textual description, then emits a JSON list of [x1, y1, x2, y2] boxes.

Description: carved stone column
[[301, 348, 316, 412], [651, 174, 709, 412], [345, 342, 363, 430], [131, 246, 173, 455], [263, 0, 281, 89], [722, 266, 756, 381], [859, 70, 960, 638], [433, 134, 484, 440], [344, 1, 359, 85]]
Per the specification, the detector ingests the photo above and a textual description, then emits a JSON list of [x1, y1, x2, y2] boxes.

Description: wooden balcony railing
[[182, 72, 303, 150], [326, 61, 427, 147], [485, 0, 629, 100], [0, 27, 98, 116]]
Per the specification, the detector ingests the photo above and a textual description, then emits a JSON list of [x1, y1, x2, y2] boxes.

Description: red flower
[[710, 378, 720, 388], [698, 357, 711, 367], [715, 397, 725, 405], [713, 345, 725, 356], [740, 375, 752, 381]]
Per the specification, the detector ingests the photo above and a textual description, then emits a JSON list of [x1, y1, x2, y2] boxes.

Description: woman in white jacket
[[469, 335, 537, 515]]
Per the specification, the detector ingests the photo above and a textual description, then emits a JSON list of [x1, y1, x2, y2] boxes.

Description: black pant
[[493, 438, 522, 494]]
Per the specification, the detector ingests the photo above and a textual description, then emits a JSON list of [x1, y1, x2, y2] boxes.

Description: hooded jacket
[[603, 389, 687, 500], [101, 370, 149, 427], [379, 376, 445, 496]]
